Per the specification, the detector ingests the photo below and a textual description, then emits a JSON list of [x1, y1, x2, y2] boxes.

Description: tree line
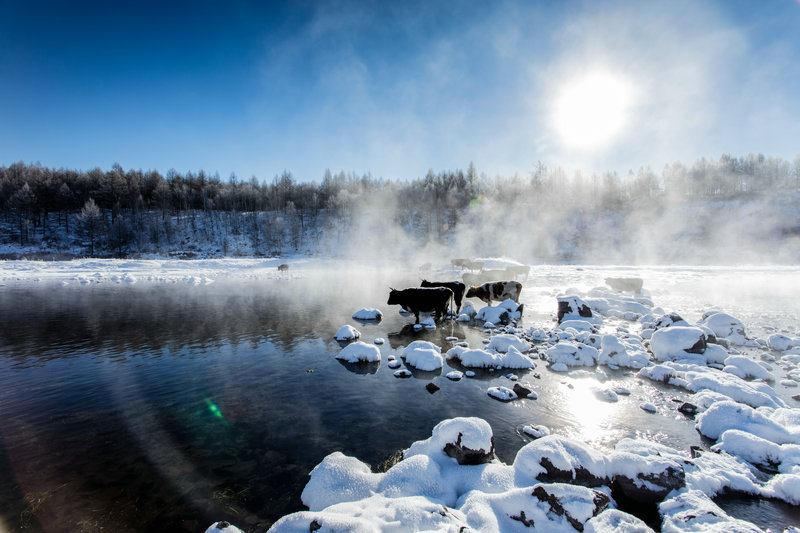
[[1, 153, 798, 257]]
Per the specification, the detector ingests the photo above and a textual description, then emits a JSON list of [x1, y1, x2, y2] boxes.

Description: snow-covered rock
[[722, 355, 772, 381], [446, 345, 534, 369], [333, 325, 361, 341], [352, 308, 383, 320], [699, 311, 748, 346], [336, 341, 381, 363], [487, 333, 530, 354], [487, 386, 518, 402], [557, 295, 598, 324], [649, 326, 707, 362], [401, 341, 443, 371], [598, 334, 651, 369], [659, 490, 763, 533], [545, 342, 599, 368]]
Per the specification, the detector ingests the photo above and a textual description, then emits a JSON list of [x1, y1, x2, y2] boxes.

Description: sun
[[553, 70, 635, 150]]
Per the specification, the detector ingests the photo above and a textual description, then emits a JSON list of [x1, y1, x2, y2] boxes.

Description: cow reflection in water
[[387, 322, 467, 350]]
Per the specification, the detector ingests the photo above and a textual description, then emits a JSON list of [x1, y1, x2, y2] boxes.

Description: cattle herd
[[387, 259, 527, 324]]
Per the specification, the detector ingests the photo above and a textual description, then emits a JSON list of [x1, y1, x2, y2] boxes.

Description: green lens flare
[[205, 398, 225, 420]]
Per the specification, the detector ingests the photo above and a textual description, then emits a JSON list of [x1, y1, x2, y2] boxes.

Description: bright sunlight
[[553, 70, 635, 150]]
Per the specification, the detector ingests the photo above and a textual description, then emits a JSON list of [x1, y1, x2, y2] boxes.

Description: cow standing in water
[[420, 280, 465, 314], [387, 287, 454, 324], [466, 281, 522, 306]]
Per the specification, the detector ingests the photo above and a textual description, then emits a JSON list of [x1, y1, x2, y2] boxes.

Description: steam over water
[[0, 264, 798, 531]]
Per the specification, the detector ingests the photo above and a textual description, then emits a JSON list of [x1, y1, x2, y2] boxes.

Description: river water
[[0, 264, 798, 531]]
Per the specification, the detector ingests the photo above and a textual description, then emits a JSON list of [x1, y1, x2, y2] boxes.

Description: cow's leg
[[414, 311, 420, 324]]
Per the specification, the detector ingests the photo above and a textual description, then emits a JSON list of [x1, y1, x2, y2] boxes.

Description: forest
[[1, 153, 799, 261]]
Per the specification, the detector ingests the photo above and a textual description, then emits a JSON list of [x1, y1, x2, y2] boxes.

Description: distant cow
[[505, 265, 531, 279], [421, 279, 466, 314], [387, 287, 453, 324], [451, 258, 484, 271], [278, 264, 289, 272], [605, 277, 643, 293], [463, 270, 507, 286], [466, 281, 522, 306]]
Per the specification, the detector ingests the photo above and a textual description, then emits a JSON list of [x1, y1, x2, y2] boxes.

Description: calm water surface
[[0, 265, 798, 531]]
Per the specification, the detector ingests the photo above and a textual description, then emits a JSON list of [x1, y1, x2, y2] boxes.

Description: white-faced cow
[[387, 287, 453, 324], [465, 281, 522, 306], [420, 279, 466, 314]]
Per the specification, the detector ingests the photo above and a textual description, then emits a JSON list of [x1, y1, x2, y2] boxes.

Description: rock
[[333, 325, 361, 341], [532, 484, 611, 531], [513, 383, 533, 398], [652, 313, 689, 330], [678, 402, 698, 416], [487, 386, 518, 402], [442, 431, 495, 465], [557, 296, 594, 323], [614, 463, 686, 504], [425, 382, 440, 394]]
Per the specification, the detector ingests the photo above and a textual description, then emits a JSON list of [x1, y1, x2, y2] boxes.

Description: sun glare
[[553, 71, 634, 150]]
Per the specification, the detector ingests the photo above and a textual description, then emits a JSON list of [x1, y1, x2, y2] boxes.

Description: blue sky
[[1, 0, 799, 182]]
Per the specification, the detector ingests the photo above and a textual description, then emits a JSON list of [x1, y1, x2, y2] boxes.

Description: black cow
[[421, 279, 466, 314], [387, 287, 453, 324]]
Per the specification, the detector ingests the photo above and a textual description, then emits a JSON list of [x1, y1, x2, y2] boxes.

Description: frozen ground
[[2, 257, 799, 531]]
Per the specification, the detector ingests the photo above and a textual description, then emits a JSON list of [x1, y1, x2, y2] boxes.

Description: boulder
[[557, 296, 595, 324]]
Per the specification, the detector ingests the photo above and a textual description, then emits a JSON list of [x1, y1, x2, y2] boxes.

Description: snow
[[336, 341, 381, 363], [598, 334, 651, 369], [699, 311, 749, 346], [446, 345, 534, 369], [695, 400, 799, 444], [333, 325, 360, 341], [659, 490, 763, 533], [545, 341, 599, 368], [205, 522, 245, 533], [640, 402, 657, 413], [722, 355, 773, 381], [401, 341, 443, 371], [352, 308, 383, 320], [486, 333, 530, 353], [584, 509, 655, 533], [649, 326, 707, 363], [487, 386, 518, 402], [522, 425, 551, 439]]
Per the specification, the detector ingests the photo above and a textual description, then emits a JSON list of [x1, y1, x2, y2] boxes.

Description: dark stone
[[310, 519, 322, 531], [374, 449, 404, 473], [513, 383, 532, 398], [678, 402, 698, 416], [443, 432, 495, 465], [425, 382, 440, 394], [510, 509, 535, 527], [690, 446, 704, 458], [533, 485, 610, 531], [793, 394, 800, 402], [537, 457, 607, 487], [654, 313, 686, 330], [685, 336, 707, 354], [613, 463, 686, 504]]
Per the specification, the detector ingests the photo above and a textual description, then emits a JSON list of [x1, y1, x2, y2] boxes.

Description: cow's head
[[465, 286, 478, 298], [387, 288, 399, 305], [420, 279, 430, 287]]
